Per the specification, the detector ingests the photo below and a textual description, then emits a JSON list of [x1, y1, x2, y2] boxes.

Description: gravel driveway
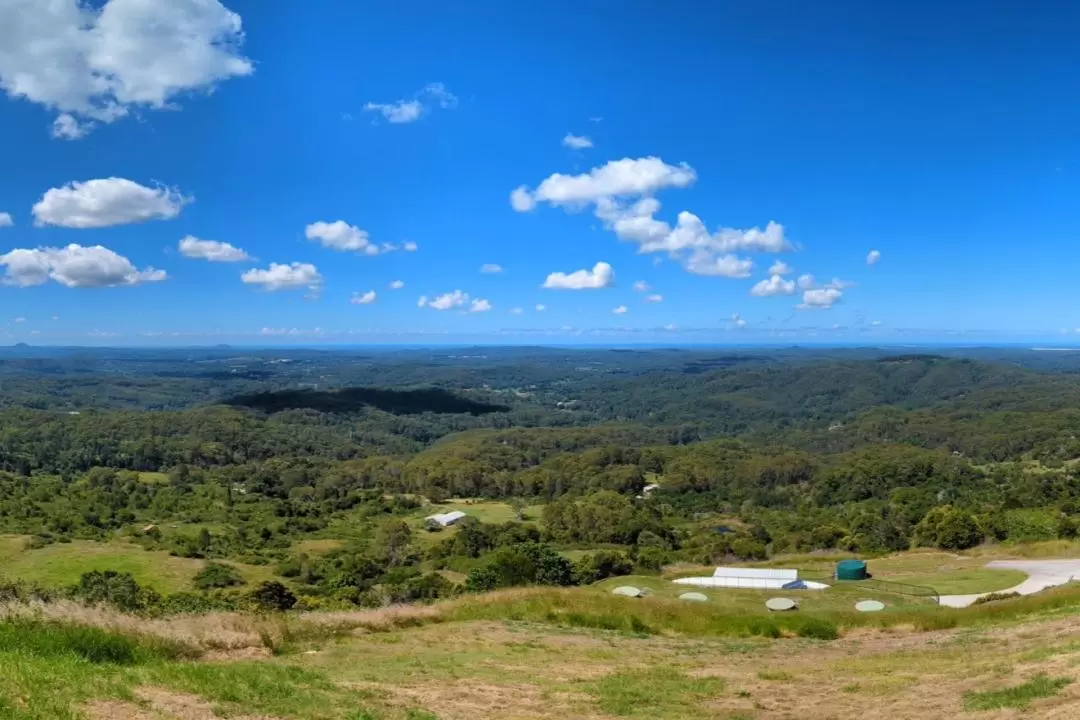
[[937, 559, 1080, 608]]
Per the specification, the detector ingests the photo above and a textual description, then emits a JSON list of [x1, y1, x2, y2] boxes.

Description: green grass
[[586, 668, 724, 718], [963, 674, 1072, 710], [0, 537, 270, 593], [886, 568, 1025, 594]]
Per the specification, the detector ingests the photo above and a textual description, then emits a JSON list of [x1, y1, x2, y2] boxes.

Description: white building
[[425, 510, 467, 528]]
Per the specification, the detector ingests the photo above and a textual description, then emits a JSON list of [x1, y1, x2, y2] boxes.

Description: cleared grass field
[[0, 536, 272, 593], [7, 583, 1080, 719]]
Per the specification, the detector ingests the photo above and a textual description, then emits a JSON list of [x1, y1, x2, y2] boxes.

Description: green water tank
[[836, 559, 868, 581]]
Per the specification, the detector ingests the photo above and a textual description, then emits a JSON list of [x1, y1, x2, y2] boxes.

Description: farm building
[[673, 567, 828, 591], [424, 510, 467, 529]]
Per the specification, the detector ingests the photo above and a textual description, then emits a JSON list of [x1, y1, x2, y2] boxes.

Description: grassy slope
[[7, 584, 1080, 719], [0, 536, 272, 593]]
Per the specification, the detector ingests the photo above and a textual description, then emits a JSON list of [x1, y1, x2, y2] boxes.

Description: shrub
[[249, 581, 297, 611], [193, 562, 245, 590], [70, 570, 158, 612]]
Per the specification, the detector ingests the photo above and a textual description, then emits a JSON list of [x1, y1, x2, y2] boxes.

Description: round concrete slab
[[855, 600, 886, 612], [612, 586, 642, 598], [765, 597, 797, 611], [678, 592, 709, 602]]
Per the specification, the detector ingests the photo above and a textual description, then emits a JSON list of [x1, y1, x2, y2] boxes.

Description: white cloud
[[513, 157, 791, 279], [663, 323, 677, 331], [51, 113, 89, 140], [52, 315, 60, 321], [825, 278, 855, 290], [304, 220, 383, 255], [350, 290, 376, 305], [513, 157, 696, 209], [480, 263, 503, 274], [178, 235, 250, 262], [0, 244, 166, 288], [685, 252, 754, 278], [867, 249, 881, 265], [363, 83, 457, 124], [796, 274, 815, 290], [535, 304, 546, 312], [389, 280, 405, 289], [542, 261, 615, 290], [0, 0, 252, 138], [13, 316, 25, 323], [749, 275, 796, 297], [632, 280, 650, 292], [563, 134, 593, 149], [0, 212, 11, 227], [731, 312, 748, 329], [769, 260, 792, 276], [241, 262, 322, 292], [470, 298, 492, 313], [428, 290, 468, 310], [871, 320, 882, 326], [509, 186, 537, 212], [612, 305, 628, 314], [32, 178, 188, 228], [417, 296, 428, 308], [403, 241, 418, 252], [509, 307, 523, 315], [644, 294, 663, 303], [363, 99, 422, 123], [423, 82, 458, 109], [798, 287, 842, 309]]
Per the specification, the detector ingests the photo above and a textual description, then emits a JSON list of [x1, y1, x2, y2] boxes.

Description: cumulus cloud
[[731, 312, 748, 329], [644, 294, 663, 303], [867, 249, 881, 265], [178, 236, 250, 262], [0, 0, 252, 138], [51, 113, 89, 140], [32, 178, 188, 228], [769, 260, 792, 276], [418, 289, 491, 312], [364, 82, 457, 123], [750, 275, 796, 297], [512, 157, 791, 279], [871, 320, 882, 326], [542, 261, 615, 290], [0, 244, 166, 288], [612, 305, 628, 314], [305, 220, 384, 255], [512, 157, 696, 209], [350, 290, 376, 305], [535, 304, 546, 312], [509, 307, 523, 315], [403, 241, 418, 252], [13, 317, 25, 323], [796, 274, 815, 290], [685, 252, 754, 278], [799, 287, 842, 309], [632, 280, 650, 292], [509, 186, 537, 212], [824, 278, 855, 290], [241, 262, 322, 292], [389, 280, 405, 289], [563, 134, 593, 149], [0, 212, 11, 227], [480, 263, 503, 274]]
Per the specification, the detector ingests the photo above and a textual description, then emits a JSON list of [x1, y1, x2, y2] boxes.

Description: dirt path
[[938, 559, 1080, 607]]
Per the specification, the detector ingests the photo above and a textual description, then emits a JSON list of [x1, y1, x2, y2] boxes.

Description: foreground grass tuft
[[963, 674, 1072, 710], [587, 668, 724, 717], [0, 617, 193, 664]]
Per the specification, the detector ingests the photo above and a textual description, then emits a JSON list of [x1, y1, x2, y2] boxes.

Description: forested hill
[[2, 347, 1080, 608]]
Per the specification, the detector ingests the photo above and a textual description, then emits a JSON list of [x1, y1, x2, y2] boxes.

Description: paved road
[[937, 559, 1080, 608]]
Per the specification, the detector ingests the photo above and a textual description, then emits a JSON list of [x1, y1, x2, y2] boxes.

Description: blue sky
[[1, 0, 1079, 345]]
